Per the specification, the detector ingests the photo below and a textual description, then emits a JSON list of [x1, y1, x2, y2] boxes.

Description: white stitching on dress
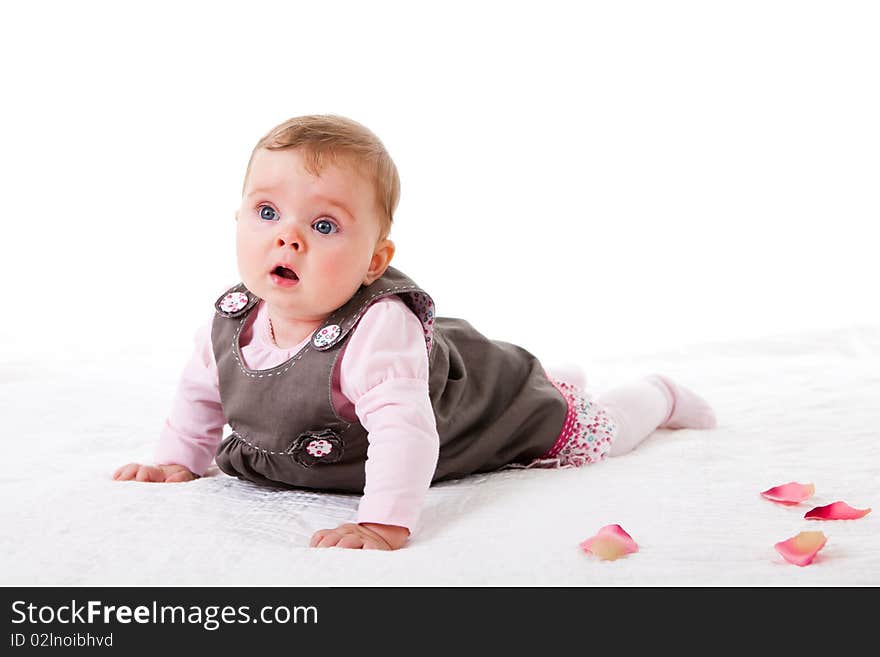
[[231, 315, 310, 378], [228, 432, 281, 455], [228, 428, 352, 457]]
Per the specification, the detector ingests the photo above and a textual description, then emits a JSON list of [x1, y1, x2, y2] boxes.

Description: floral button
[[219, 291, 249, 313], [313, 324, 341, 348]]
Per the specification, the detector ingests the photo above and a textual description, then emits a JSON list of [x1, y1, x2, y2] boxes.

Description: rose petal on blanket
[[774, 531, 827, 566], [579, 524, 639, 561], [760, 482, 815, 505], [804, 501, 872, 520]]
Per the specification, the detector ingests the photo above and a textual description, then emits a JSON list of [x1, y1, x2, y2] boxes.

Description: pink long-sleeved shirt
[[154, 295, 440, 531]]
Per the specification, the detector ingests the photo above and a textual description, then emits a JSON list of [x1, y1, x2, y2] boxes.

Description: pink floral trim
[[539, 376, 616, 467], [401, 291, 435, 353]]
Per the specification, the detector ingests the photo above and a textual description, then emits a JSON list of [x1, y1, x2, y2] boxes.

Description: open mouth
[[270, 265, 300, 287], [271, 265, 299, 281]]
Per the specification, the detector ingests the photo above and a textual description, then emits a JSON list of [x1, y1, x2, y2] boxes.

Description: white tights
[[598, 374, 718, 456]]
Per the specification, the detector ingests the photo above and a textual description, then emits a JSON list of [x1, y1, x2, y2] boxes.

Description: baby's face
[[236, 147, 388, 323]]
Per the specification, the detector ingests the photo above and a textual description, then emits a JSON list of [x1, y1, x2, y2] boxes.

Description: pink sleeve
[[340, 296, 440, 532], [153, 318, 226, 476]]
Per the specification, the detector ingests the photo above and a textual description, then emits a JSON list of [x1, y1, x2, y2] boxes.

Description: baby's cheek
[[314, 256, 363, 302], [311, 249, 343, 279], [235, 233, 260, 273]]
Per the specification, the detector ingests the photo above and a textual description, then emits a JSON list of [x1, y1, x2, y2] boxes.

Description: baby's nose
[[275, 234, 301, 250]]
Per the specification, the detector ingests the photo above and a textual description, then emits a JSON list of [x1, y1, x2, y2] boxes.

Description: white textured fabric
[[2, 324, 878, 585]]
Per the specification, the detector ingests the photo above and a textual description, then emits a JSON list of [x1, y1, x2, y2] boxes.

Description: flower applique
[[288, 429, 343, 468]]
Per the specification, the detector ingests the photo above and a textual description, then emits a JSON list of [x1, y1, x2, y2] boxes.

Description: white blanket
[[2, 325, 877, 585]]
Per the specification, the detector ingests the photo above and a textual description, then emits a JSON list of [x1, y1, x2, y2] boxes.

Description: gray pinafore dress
[[211, 266, 568, 493]]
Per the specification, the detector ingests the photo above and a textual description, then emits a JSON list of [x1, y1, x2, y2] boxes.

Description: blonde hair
[[243, 114, 400, 241]]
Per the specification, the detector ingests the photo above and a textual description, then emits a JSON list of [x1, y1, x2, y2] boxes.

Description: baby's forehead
[[246, 148, 379, 213]]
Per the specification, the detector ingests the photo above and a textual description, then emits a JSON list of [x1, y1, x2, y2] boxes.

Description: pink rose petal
[[760, 482, 815, 505], [804, 501, 872, 520], [774, 531, 827, 566], [579, 524, 639, 561]]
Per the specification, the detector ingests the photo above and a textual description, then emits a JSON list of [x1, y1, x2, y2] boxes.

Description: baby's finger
[[113, 463, 140, 480], [316, 532, 342, 548], [164, 470, 195, 483], [309, 529, 333, 548], [336, 535, 365, 549], [135, 466, 164, 483]]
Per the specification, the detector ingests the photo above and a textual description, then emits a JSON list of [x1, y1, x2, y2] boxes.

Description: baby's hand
[[309, 523, 410, 550], [113, 463, 197, 483]]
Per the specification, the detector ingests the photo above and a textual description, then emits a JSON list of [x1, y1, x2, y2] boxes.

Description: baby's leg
[[597, 374, 717, 457]]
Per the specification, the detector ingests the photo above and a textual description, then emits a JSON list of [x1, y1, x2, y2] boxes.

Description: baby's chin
[[260, 288, 341, 319]]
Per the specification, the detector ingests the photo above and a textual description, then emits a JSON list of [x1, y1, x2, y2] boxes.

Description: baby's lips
[[804, 501, 872, 520], [774, 531, 827, 566], [579, 524, 639, 561], [760, 482, 815, 505]]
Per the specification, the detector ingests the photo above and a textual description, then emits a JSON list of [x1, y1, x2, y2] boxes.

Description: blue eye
[[259, 205, 278, 221], [313, 218, 338, 235]]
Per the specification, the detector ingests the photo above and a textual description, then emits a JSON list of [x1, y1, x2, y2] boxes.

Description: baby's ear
[[234, 209, 240, 221], [364, 239, 395, 285]]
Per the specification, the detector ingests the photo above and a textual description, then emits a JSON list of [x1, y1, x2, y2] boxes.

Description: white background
[[1, 0, 877, 369]]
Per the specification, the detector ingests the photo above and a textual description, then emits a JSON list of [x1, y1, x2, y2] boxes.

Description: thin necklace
[[268, 316, 277, 345]]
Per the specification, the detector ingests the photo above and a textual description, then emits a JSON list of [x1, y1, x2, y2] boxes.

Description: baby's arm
[[113, 318, 225, 483], [309, 297, 439, 550]]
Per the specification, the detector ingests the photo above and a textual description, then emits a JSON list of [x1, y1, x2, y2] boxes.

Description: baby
[[114, 114, 718, 550]]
